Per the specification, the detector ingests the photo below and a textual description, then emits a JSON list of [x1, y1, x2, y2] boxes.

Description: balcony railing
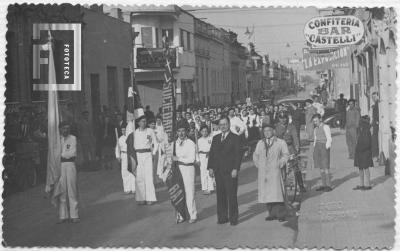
[[136, 47, 177, 69]]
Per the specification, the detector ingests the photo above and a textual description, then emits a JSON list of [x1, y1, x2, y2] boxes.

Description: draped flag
[[44, 30, 62, 206], [125, 48, 143, 175]]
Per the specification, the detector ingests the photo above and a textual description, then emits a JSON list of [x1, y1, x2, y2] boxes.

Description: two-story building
[[107, 5, 196, 112]]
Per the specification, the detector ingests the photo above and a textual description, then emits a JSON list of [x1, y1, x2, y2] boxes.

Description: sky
[[182, 6, 320, 73]]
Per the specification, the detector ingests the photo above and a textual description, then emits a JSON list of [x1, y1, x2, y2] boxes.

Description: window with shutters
[[141, 27, 153, 48]]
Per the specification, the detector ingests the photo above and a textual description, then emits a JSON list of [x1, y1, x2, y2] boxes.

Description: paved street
[[4, 85, 395, 248], [3, 160, 298, 248], [296, 129, 395, 249]]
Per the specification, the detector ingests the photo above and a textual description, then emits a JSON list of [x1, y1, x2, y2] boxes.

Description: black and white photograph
[[1, 1, 399, 249]]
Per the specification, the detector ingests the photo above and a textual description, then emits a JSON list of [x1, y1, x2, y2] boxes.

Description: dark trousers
[[215, 170, 238, 223], [266, 202, 286, 218]]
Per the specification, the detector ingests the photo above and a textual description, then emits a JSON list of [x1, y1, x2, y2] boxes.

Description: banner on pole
[[302, 46, 351, 71], [32, 23, 81, 91]]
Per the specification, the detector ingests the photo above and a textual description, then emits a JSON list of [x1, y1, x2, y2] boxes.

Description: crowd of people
[[8, 89, 386, 225]]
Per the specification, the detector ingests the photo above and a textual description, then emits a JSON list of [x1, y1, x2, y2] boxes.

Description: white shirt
[[134, 128, 157, 154], [313, 102, 325, 117], [175, 138, 196, 164], [197, 136, 212, 153], [229, 116, 246, 136], [115, 134, 127, 159], [247, 114, 259, 128], [61, 135, 77, 159]]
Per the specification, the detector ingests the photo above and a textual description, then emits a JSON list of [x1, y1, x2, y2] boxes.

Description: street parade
[[2, 3, 398, 249]]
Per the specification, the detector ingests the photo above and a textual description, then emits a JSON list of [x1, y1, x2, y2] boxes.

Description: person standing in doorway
[[313, 114, 333, 192], [371, 92, 380, 163], [57, 122, 80, 223], [335, 93, 347, 129], [345, 99, 360, 159], [208, 116, 242, 226], [253, 124, 289, 222]]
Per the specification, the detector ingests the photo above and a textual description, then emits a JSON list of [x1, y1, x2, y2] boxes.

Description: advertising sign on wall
[[304, 15, 364, 48], [302, 46, 351, 71], [137, 48, 177, 69]]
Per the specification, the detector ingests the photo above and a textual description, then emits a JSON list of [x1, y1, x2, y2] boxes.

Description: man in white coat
[[134, 115, 157, 205], [116, 123, 135, 194], [58, 121, 80, 223], [253, 123, 289, 222]]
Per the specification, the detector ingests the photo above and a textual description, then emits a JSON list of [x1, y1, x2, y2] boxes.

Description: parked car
[[275, 97, 341, 128]]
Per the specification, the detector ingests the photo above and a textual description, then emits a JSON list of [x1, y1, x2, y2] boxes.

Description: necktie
[[221, 133, 225, 142]]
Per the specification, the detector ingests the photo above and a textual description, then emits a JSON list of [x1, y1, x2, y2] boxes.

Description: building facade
[[107, 5, 196, 112], [194, 18, 247, 106], [347, 8, 397, 173], [6, 4, 132, 125]]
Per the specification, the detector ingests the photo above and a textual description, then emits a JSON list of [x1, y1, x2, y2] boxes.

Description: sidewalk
[[295, 129, 395, 249]]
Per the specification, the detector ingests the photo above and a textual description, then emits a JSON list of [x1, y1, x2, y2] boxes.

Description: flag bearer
[[116, 122, 135, 194], [58, 121, 80, 223], [134, 115, 157, 205], [173, 120, 198, 223]]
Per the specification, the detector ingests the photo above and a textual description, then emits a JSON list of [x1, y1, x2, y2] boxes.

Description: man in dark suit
[[208, 116, 242, 225]]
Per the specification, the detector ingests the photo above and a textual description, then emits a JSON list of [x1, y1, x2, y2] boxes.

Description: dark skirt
[[354, 149, 373, 169]]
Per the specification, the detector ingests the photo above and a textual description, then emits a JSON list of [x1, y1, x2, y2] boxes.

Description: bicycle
[[282, 154, 304, 205]]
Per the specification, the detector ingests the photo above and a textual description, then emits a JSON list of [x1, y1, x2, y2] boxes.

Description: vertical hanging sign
[[162, 36, 176, 137]]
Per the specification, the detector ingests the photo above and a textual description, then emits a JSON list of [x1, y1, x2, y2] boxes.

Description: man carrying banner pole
[[44, 30, 79, 223]]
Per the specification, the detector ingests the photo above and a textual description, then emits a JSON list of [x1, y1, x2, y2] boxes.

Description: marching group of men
[[53, 91, 379, 224]]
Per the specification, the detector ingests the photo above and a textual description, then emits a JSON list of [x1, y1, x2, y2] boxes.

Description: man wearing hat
[[134, 115, 157, 205], [345, 99, 360, 159], [58, 121, 80, 223], [253, 123, 289, 222], [116, 122, 135, 194], [173, 119, 197, 223]]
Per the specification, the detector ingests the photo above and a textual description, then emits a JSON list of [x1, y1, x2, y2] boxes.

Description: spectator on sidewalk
[[305, 99, 317, 142], [197, 125, 214, 195], [345, 99, 360, 159], [371, 92, 380, 162], [353, 115, 373, 191], [253, 123, 289, 222], [335, 93, 347, 129], [78, 111, 95, 164], [313, 114, 333, 192]]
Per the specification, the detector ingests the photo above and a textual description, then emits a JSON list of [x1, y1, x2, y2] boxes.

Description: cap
[[262, 123, 275, 130]]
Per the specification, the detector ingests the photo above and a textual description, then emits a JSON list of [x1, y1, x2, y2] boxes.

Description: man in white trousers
[[173, 120, 198, 223], [134, 115, 157, 205], [58, 122, 80, 223], [116, 123, 135, 194]]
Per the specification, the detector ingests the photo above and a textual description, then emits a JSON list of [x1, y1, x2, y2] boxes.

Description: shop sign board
[[304, 15, 364, 48]]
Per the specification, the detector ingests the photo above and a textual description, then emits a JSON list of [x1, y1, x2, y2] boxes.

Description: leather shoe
[[316, 186, 326, 191], [71, 218, 80, 223], [217, 220, 229, 224], [324, 186, 333, 192], [265, 216, 277, 221], [278, 217, 286, 222], [189, 219, 197, 224], [56, 219, 69, 224], [137, 201, 146, 205], [353, 185, 364, 190], [230, 221, 238, 226]]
